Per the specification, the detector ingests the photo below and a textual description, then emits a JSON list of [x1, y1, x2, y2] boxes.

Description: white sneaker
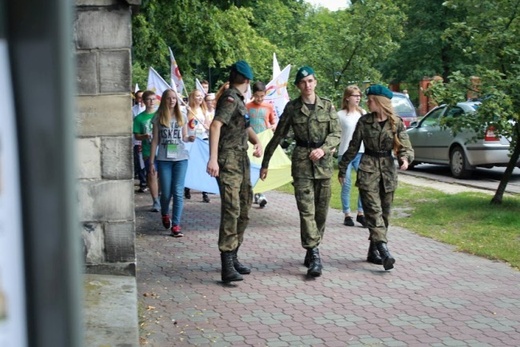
[[258, 196, 267, 208]]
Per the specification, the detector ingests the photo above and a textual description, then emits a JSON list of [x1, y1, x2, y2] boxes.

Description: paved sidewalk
[[136, 186, 520, 346]]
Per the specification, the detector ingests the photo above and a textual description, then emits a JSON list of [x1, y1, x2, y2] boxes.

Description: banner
[[184, 131, 292, 195], [264, 64, 291, 119], [147, 67, 171, 101], [247, 129, 292, 193], [168, 47, 186, 96]]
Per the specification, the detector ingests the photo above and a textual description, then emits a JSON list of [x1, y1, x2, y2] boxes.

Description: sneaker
[[258, 197, 267, 208], [137, 187, 149, 193], [171, 225, 184, 238], [151, 200, 160, 212], [343, 216, 354, 226], [356, 215, 368, 228], [202, 192, 210, 203], [184, 188, 191, 199], [161, 215, 171, 229]]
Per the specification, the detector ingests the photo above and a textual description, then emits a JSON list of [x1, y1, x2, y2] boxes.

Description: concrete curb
[[84, 273, 139, 346]]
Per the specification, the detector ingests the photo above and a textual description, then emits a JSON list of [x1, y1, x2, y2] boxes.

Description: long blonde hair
[[156, 89, 184, 127], [215, 82, 230, 103], [188, 89, 208, 119], [371, 95, 402, 154], [341, 85, 364, 113]]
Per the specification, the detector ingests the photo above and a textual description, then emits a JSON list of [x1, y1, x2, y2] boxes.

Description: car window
[[420, 107, 444, 127], [445, 106, 464, 119], [392, 96, 415, 115]]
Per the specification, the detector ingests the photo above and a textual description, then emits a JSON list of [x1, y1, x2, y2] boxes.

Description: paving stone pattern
[[135, 189, 520, 346]]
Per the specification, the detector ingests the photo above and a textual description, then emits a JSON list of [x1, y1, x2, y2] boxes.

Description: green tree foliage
[[322, 0, 405, 92], [132, 0, 275, 92], [379, 0, 471, 86], [426, 0, 520, 204], [131, 0, 405, 105]]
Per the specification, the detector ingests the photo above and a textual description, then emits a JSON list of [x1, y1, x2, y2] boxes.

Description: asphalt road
[[400, 163, 520, 195]]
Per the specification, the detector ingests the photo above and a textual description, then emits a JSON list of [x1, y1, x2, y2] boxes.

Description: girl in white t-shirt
[[337, 85, 367, 228]]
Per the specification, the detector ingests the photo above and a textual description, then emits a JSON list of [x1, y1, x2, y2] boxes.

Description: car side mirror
[[409, 121, 418, 127]]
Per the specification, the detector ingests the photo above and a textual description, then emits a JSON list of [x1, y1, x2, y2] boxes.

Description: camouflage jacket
[[338, 112, 414, 193], [213, 86, 249, 153], [262, 95, 341, 179]]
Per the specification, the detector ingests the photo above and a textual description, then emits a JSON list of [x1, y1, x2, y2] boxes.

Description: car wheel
[[450, 146, 472, 179]]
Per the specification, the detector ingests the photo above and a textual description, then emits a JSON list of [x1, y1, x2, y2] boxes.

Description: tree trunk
[[491, 123, 520, 204]]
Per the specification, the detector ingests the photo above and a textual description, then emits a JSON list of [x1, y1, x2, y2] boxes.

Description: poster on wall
[[0, 39, 28, 346]]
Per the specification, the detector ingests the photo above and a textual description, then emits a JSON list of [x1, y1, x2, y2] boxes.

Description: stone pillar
[[75, 0, 140, 275], [418, 78, 431, 116], [419, 76, 443, 116]]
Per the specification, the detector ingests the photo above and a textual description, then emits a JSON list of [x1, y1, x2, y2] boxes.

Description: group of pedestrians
[[133, 59, 414, 283]]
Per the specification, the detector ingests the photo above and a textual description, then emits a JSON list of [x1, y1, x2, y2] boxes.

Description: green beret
[[366, 84, 393, 99], [231, 60, 254, 80], [294, 66, 315, 84]]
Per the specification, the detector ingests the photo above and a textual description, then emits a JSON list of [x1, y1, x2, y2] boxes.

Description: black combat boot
[[307, 248, 322, 277], [303, 248, 311, 268], [232, 248, 251, 274], [366, 241, 383, 265], [375, 242, 395, 270], [221, 252, 243, 282]]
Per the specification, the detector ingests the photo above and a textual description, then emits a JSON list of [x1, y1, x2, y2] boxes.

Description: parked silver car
[[406, 101, 519, 178]]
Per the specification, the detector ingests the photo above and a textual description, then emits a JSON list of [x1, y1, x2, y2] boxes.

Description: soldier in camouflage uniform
[[260, 66, 341, 277], [338, 84, 414, 271], [207, 61, 263, 283]]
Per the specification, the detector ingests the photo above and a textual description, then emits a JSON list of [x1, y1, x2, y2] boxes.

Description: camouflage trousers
[[293, 177, 331, 249], [359, 180, 395, 243], [216, 150, 253, 252]]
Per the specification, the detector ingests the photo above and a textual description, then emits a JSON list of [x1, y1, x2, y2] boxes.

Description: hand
[[253, 143, 263, 158], [149, 164, 156, 176], [338, 175, 345, 185], [260, 168, 268, 180], [399, 157, 409, 170], [188, 135, 196, 142], [309, 148, 325, 162], [207, 159, 219, 177]]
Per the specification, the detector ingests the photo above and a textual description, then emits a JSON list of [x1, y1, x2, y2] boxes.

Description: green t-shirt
[[133, 111, 155, 158]]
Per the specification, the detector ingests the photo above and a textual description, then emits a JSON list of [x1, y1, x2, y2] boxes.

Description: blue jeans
[[157, 160, 188, 226], [339, 153, 363, 214]]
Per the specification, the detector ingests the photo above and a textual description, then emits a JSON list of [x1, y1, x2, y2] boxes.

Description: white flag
[[195, 78, 206, 96], [147, 67, 171, 101], [244, 84, 252, 103], [168, 47, 186, 96], [264, 64, 291, 119], [272, 53, 281, 81]]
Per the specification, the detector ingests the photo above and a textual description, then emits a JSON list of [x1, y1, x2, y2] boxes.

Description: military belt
[[295, 140, 324, 148], [364, 148, 392, 158]]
